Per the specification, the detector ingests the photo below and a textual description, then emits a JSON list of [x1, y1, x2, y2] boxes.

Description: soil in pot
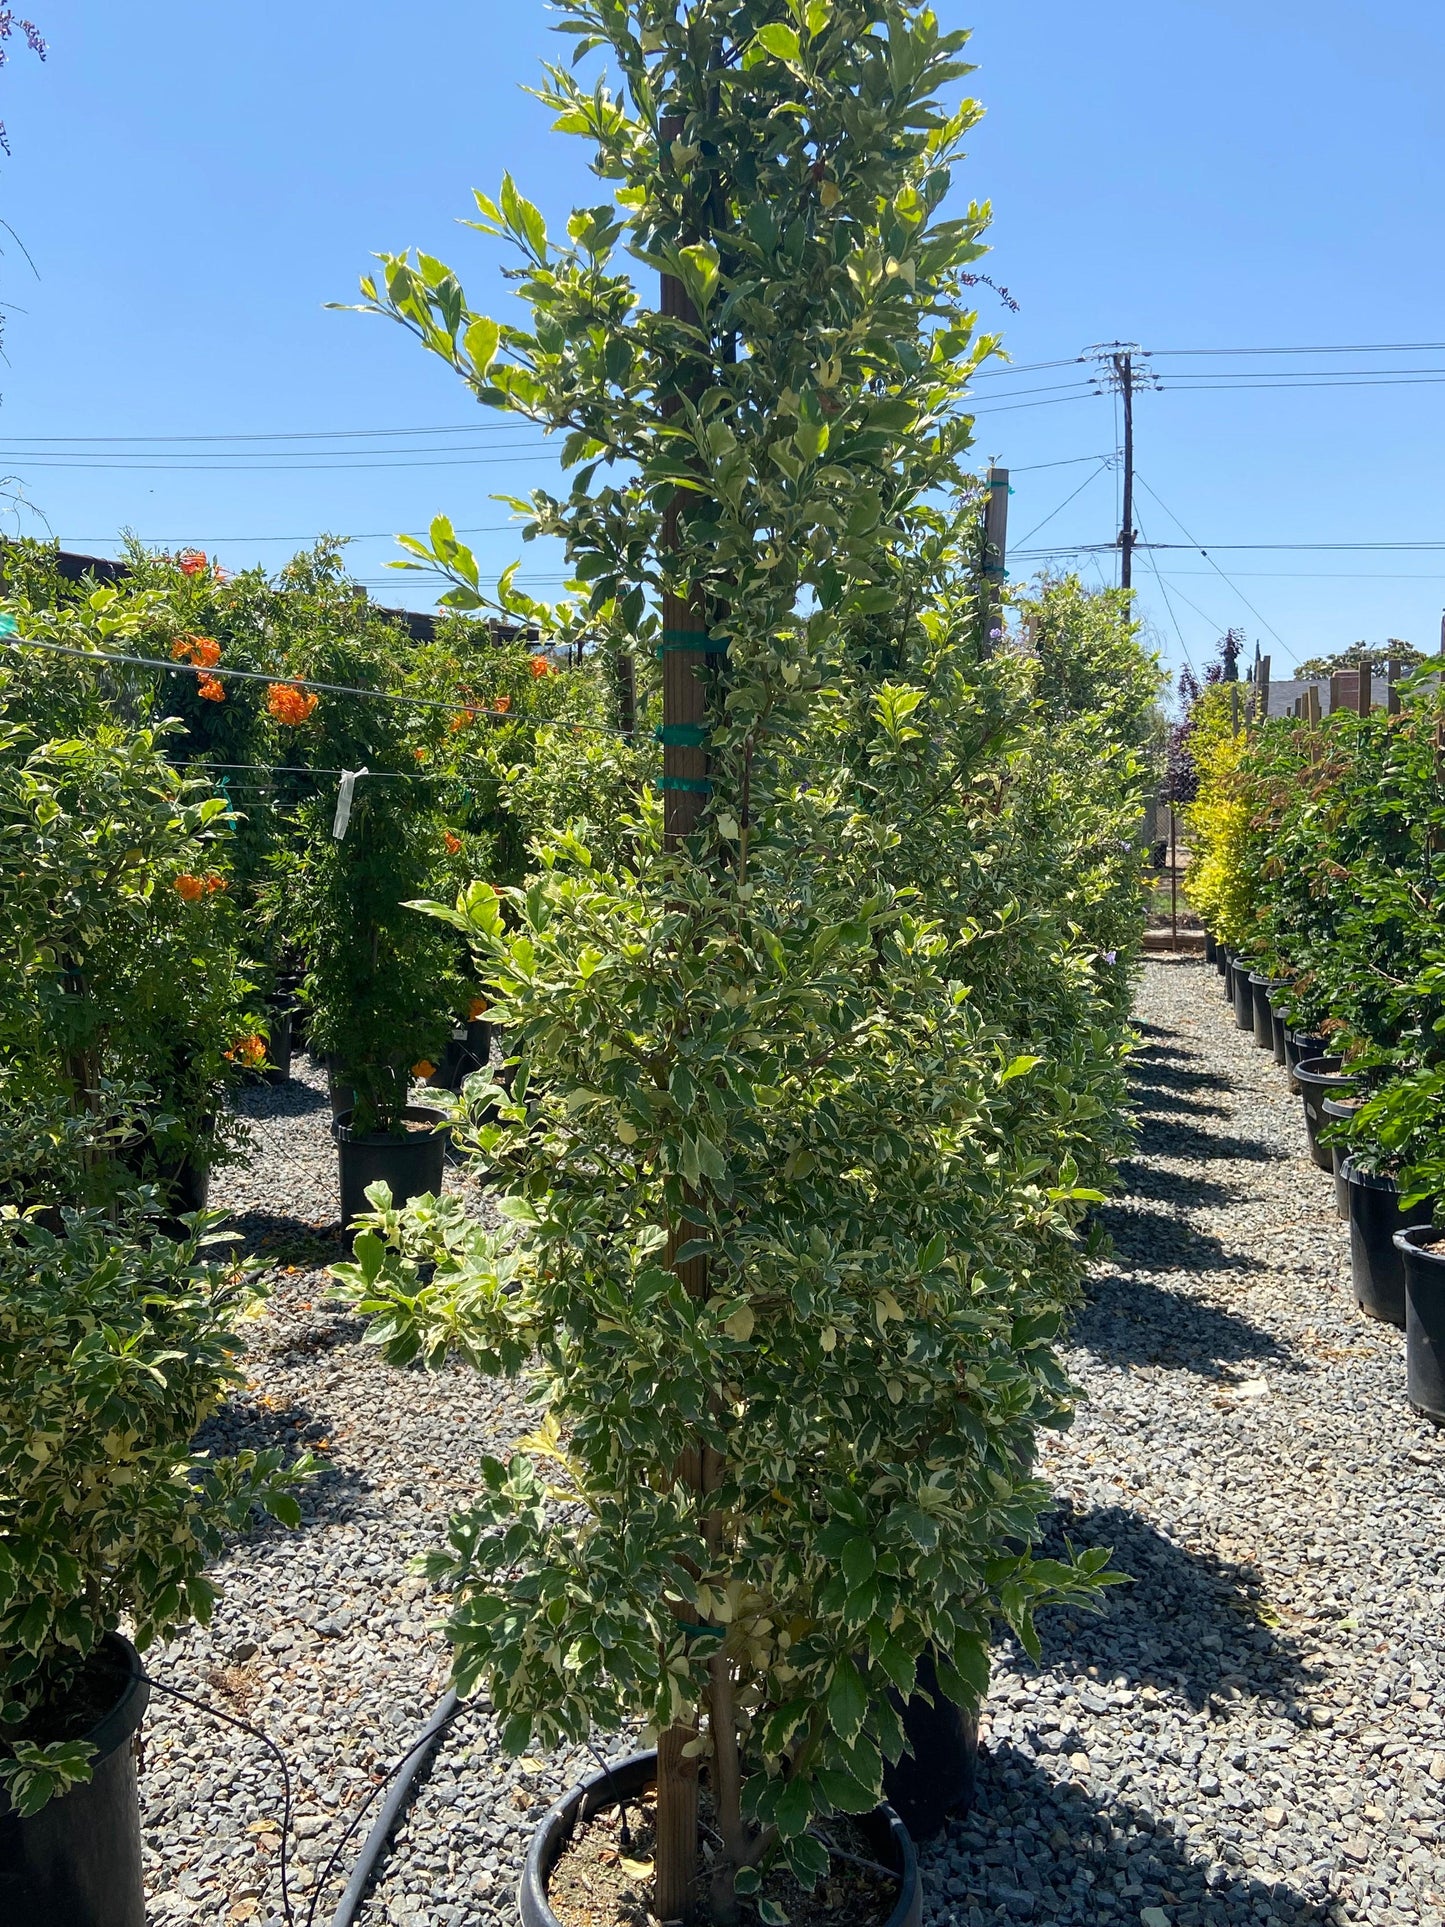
[[334, 1105, 447, 1226], [1295, 1056, 1354, 1173], [1344, 1162, 1434, 1329], [1321, 1095, 1360, 1220], [0, 1632, 149, 1927], [524, 1752, 919, 1927], [1394, 1228, 1445, 1425]]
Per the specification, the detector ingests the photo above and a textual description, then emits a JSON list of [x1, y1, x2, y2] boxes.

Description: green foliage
[[0, 701, 261, 1207], [0, 1211, 304, 1811], [1189, 675, 1445, 1210], [334, 3, 1150, 1912]]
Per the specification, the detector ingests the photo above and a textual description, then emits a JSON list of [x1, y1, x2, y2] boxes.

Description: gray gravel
[[141, 969, 1445, 1926], [140, 1054, 608, 1927], [920, 958, 1444, 1927]]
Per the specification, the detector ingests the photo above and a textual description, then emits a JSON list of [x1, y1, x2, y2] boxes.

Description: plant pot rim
[[1394, 1225, 1445, 1260], [332, 1104, 449, 1146], [1294, 1056, 1353, 1087], [0, 1630, 148, 1822], [1340, 1157, 1399, 1193], [518, 1747, 921, 1927]]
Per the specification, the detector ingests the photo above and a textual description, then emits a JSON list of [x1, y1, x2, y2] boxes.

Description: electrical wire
[[3, 634, 638, 740], [0, 423, 529, 444], [1133, 500, 1196, 677], [52, 524, 523, 545], [1011, 458, 1114, 549], [0, 452, 561, 473], [1135, 475, 1288, 651]]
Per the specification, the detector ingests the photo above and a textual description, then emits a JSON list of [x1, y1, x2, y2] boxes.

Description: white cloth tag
[[332, 767, 368, 840]]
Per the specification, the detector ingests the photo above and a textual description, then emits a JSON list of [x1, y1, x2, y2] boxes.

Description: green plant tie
[[656, 723, 708, 746], [656, 775, 712, 794], [658, 627, 729, 655], [0, 615, 15, 638]]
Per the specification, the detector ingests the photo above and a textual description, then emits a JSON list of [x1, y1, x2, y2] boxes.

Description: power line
[[51, 524, 525, 545], [0, 423, 532, 444], [1135, 475, 1287, 651], [0, 451, 558, 473], [1011, 459, 1114, 548], [1151, 340, 1445, 358]]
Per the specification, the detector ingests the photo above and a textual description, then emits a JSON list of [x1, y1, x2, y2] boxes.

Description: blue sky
[[3, 1, 1445, 691]]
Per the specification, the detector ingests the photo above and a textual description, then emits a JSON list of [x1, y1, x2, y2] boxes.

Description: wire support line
[[4, 634, 637, 740], [1001, 453, 1116, 474], [1157, 374, 1445, 394], [49, 525, 525, 545], [0, 422, 536, 444], [1151, 340, 1445, 359], [1135, 475, 1287, 651], [0, 452, 561, 473], [1134, 502, 1198, 678], [1011, 459, 1114, 549]]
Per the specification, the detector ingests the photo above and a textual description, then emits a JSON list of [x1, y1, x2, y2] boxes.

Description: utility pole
[[1087, 344, 1158, 593]]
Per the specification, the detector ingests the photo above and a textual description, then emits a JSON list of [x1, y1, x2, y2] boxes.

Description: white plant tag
[[332, 767, 368, 840]]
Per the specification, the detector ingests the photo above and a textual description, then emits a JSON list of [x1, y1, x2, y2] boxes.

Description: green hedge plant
[[0, 1212, 302, 1815]]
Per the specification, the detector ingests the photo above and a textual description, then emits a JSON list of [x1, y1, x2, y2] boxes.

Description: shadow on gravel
[[1129, 1057, 1235, 1096], [1095, 1204, 1248, 1275], [1114, 1159, 1236, 1210], [196, 1390, 371, 1533], [224, 1210, 348, 1265], [1141, 1118, 1284, 1165], [928, 1742, 1326, 1926], [1129, 1086, 1234, 1123], [1031, 1502, 1312, 1716], [1077, 1271, 1293, 1374], [230, 1076, 330, 1121]]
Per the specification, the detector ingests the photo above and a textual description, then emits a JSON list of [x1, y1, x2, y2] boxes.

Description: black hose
[[325, 1687, 460, 1927]]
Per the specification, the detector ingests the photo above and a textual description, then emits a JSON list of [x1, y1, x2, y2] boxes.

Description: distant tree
[[1294, 639, 1425, 677]]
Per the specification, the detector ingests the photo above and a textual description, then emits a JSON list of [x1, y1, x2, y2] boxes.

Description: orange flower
[[444, 831, 462, 855], [172, 634, 221, 667], [266, 681, 319, 725], [174, 874, 204, 902], [467, 996, 488, 1020], [204, 873, 227, 894], [529, 655, 553, 678], [412, 1059, 436, 1080], [227, 1035, 266, 1067], [196, 675, 225, 702], [178, 549, 209, 578], [494, 694, 512, 715], [449, 708, 476, 732], [414, 746, 429, 762]]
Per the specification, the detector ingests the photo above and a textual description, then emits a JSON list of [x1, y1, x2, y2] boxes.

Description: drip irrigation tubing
[[142, 1671, 467, 1927]]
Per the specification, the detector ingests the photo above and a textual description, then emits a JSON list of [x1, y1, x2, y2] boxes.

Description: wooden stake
[[981, 466, 1009, 654], [1388, 659, 1402, 717], [1357, 663, 1372, 717], [1257, 654, 1271, 722], [655, 1724, 701, 1926], [617, 648, 636, 739]]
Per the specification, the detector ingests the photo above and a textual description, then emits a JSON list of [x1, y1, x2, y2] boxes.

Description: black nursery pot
[[0, 1633, 149, 1927], [1320, 1096, 1359, 1220], [1204, 930, 1217, 965], [1284, 1028, 1329, 1096], [1394, 1228, 1445, 1425], [1270, 1004, 1288, 1067], [882, 1648, 979, 1841], [1232, 962, 1256, 1031], [1343, 1159, 1432, 1328], [333, 1106, 447, 1226], [1295, 1057, 1354, 1173], [263, 1004, 294, 1088], [1216, 942, 1230, 980], [1248, 972, 1280, 1050], [518, 1750, 922, 1927]]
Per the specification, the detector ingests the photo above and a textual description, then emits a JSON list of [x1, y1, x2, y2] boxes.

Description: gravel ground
[[919, 958, 1444, 1927], [140, 964, 1444, 1926]]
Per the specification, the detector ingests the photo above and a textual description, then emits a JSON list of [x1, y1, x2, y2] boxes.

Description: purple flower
[[1103, 950, 1117, 965]]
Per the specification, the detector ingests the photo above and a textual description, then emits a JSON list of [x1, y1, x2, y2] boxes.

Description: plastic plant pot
[[1294, 1056, 1354, 1173], [1232, 962, 1255, 1031], [333, 1105, 447, 1226], [518, 1750, 922, 1927], [1284, 1029, 1330, 1097], [1393, 1227, 1445, 1424], [1248, 972, 1280, 1050], [1343, 1158, 1432, 1328], [0, 1633, 149, 1927], [1320, 1095, 1360, 1220], [1205, 931, 1217, 965]]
